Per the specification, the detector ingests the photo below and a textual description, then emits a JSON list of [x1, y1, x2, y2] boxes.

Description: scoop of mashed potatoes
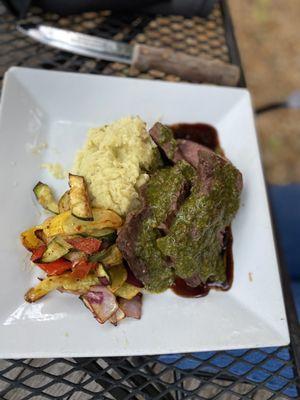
[[74, 116, 156, 215]]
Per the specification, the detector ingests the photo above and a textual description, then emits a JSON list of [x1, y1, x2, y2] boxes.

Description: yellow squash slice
[[109, 264, 127, 292], [101, 245, 123, 266], [42, 208, 122, 238], [21, 226, 43, 251], [25, 271, 100, 303], [115, 283, 141, 300]]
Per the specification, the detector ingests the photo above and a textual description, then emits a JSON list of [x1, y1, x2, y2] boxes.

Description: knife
[[18, 24, 240, 86]]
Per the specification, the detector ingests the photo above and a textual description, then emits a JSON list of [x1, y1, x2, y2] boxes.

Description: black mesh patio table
[[0, 1, 299, 399]]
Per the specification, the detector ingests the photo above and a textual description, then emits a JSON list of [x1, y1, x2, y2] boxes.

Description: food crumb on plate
[[26, 142, 48, 155], [41, 162, 65, 179], [21, 255, 32, 272], [248, 272, 253, 282]]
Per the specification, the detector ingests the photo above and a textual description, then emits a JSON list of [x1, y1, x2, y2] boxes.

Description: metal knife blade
[[17, 24, 133, 64]]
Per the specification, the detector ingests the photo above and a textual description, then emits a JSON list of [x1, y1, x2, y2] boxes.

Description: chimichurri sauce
[[169, 123, 234, 297]]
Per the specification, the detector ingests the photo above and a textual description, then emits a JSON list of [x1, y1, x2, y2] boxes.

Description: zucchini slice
[[89, 247, 111, 263], [64, 250, 86, 262], [33, 182, 59, 214], [82, 228, 116, 240], [58, 190, 70, 213], [89, 244, 122, 266], [101, 230, 117, 244], [80, 228, 117, 244], [101, 244, 122, 266], [41, 236, 72, 263], [96, 264, 111, 284], [69, 174, 93, 221], [100, 230, 117, 246]]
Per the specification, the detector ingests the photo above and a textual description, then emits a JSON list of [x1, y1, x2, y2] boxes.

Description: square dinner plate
[[0, 67, 289, 358]]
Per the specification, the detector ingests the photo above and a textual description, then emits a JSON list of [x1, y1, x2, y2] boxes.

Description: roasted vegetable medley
[[21, 173, 143, 325]]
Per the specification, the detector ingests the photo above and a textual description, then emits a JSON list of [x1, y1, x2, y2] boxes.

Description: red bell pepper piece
[[66, 237, 101, 255], [36, 259, 72, 276], [30, 244, 47, 262], [71, 260, 97, 279]]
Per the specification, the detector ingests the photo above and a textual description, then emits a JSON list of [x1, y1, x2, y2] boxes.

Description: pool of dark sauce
[[170, 123, 234, 298]]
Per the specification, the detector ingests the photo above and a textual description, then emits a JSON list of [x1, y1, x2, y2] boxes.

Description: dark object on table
[[268, 184, 300, 281], [1, 0, 31, 16], [142, 0, 219, 17], [255, 90, 300, 114], [34, 0, 161, 15], [268, 184, 300, 320], [2, 0, 218, 17]]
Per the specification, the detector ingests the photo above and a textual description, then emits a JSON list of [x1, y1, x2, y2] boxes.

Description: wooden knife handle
[[132, 44, 240, 86]]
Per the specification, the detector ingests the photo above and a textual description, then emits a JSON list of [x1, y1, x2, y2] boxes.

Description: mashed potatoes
[[74, 116, 156, 215]]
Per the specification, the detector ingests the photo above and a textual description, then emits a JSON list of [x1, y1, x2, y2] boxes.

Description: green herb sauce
[[156, 124, 178, 159], [135, 162, 191, 292], [157, 159, 241, 284]]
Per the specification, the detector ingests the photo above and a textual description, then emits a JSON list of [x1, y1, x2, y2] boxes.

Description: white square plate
[[0, 67, 289, 358]]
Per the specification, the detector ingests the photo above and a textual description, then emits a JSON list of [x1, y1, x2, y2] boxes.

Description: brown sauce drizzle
[[171, 123, 219, 151], [169, 123, 234, 297], [171, 278, 210, 298]]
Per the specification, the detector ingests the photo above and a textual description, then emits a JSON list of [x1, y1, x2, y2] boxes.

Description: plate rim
[[0, 67, 290, 358]]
